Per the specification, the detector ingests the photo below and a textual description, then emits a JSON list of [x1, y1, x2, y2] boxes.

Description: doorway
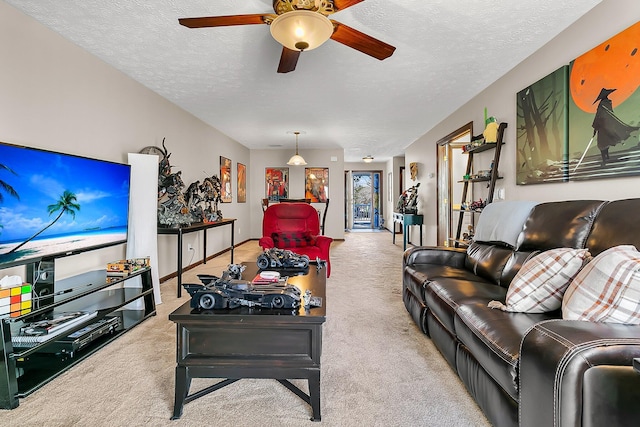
[[346, 171, 382, 231], [436, 122, 473, 246]]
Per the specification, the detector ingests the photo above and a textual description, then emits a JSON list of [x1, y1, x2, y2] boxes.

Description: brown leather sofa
[[402, 199, 640, 427]]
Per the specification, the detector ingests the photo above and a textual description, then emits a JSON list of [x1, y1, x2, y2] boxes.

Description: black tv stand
[[0, 267, 156, 409], [26, 260, 55, 308]]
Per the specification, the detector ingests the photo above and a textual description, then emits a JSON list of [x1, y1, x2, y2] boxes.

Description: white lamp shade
[[270, 10, 334, 51], [287, 154, 307, 166]]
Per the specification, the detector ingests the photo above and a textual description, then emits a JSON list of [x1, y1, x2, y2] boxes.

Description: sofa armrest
[[582, 365, 640, 427], [403, 246, 467, 269], [258, 236, 274, 249], [520, 319, 640, 427]]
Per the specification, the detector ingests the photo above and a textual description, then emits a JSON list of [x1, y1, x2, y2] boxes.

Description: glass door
[[349, 171, 382, 230], [436, 123, 473, 246]]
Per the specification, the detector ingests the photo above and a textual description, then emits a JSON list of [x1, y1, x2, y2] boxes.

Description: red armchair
[[259, 202, 333, 277]]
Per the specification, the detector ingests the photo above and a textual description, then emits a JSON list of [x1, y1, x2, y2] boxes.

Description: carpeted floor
[[0, 232, 490, 426]]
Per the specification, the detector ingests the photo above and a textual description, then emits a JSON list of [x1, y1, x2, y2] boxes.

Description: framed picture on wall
[[305, 167, 329, 203], [237, 162, 246, 203], [220, 156, 232, 203], [568, 21, 640, 181], [265, 167, 289, 201], [516, 65, 569, 185]]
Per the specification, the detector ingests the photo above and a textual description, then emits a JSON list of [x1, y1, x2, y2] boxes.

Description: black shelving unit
[[452, 122, 507, 248], [0, 267, 156, 408]]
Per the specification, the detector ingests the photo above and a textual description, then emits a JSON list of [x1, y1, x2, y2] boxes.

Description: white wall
[[249, 149, 345, 240], [0, 2, 250, 279], [405, 0, 640, 246]]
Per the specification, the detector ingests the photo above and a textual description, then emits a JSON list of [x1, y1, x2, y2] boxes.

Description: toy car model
[[256, 248, 310, 270], [226, 263, 246, 279], [183, 270, 301, 310]]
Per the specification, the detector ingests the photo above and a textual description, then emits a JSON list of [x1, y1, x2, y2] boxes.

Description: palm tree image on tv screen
[[0, 142, 131, 268], [8, 190, 81, 254]]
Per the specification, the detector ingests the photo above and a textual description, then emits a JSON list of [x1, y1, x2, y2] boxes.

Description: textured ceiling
[[5, 0, 601, 161]]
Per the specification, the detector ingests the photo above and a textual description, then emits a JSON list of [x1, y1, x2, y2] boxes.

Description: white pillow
[[563, 245, 640, 324], [488, 248, 590, 313]]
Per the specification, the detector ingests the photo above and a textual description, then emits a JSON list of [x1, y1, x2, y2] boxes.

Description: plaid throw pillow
[[488, 248, 590, 313], [562, 245, 640, 324], [272, 232, 316, 249]]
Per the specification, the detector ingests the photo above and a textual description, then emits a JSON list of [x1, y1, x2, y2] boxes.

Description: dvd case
[[13, 311, 97, 347]]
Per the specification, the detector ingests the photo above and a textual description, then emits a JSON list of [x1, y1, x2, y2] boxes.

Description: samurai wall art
[[568, 21, 640, 181], [516, 66, 569, 185]]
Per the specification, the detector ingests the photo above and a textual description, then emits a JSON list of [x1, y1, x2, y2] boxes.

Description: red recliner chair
[[259, 202, 333, 277]]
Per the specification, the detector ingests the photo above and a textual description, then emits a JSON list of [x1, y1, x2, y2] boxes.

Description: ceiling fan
[[179, 0, 396, 73]]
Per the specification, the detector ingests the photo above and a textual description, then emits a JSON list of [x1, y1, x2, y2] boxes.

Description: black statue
[[397, 183, 420, 214]]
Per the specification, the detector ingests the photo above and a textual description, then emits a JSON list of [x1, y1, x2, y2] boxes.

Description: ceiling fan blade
[[333, 0, 365, 11], [330, 21, 396, 60], [277, 47, 301, 73], [178, 14, 272, 28]]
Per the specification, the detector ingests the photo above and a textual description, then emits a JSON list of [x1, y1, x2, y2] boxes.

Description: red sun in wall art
[[570, 21, 640, 113]]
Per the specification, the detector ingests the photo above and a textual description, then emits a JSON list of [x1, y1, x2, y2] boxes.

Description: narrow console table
[[392, 212, 423, 250], [159, 219, 236, 297]]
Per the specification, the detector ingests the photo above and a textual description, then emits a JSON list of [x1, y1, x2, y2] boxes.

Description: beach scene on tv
[[0, 143, 130, 267]]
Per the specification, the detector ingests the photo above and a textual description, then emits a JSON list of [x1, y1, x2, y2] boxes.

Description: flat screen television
[[0, 141, 131, 270]]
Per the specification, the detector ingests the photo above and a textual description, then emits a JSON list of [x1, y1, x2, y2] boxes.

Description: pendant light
[[287, 131, 307, 166]]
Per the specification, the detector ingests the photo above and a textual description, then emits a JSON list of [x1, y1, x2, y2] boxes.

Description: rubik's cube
[[0, 283, 32, 318]]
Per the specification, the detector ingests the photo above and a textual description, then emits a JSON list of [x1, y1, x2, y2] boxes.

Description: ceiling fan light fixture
[[270, 10, 334, 52], [287, 131, 308, 166], [362, 155, 374, 163]]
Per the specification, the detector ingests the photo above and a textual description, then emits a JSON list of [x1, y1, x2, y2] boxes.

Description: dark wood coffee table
[[169, 262, 326, 421]]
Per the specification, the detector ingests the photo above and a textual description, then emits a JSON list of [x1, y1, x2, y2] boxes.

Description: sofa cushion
[[403, 260, 485, 308], [455, 303, 560, 400], [563, 245, 640, 324], [516, 200, 605, 251], [272, 231, 316, 249], [500, 250, 538, 288], [586, 199, 640, 257], [405, 264, 482, 286], [425, 278, 507, 335], [488, 248, 590, 313], [465, 243, 515, 287]]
